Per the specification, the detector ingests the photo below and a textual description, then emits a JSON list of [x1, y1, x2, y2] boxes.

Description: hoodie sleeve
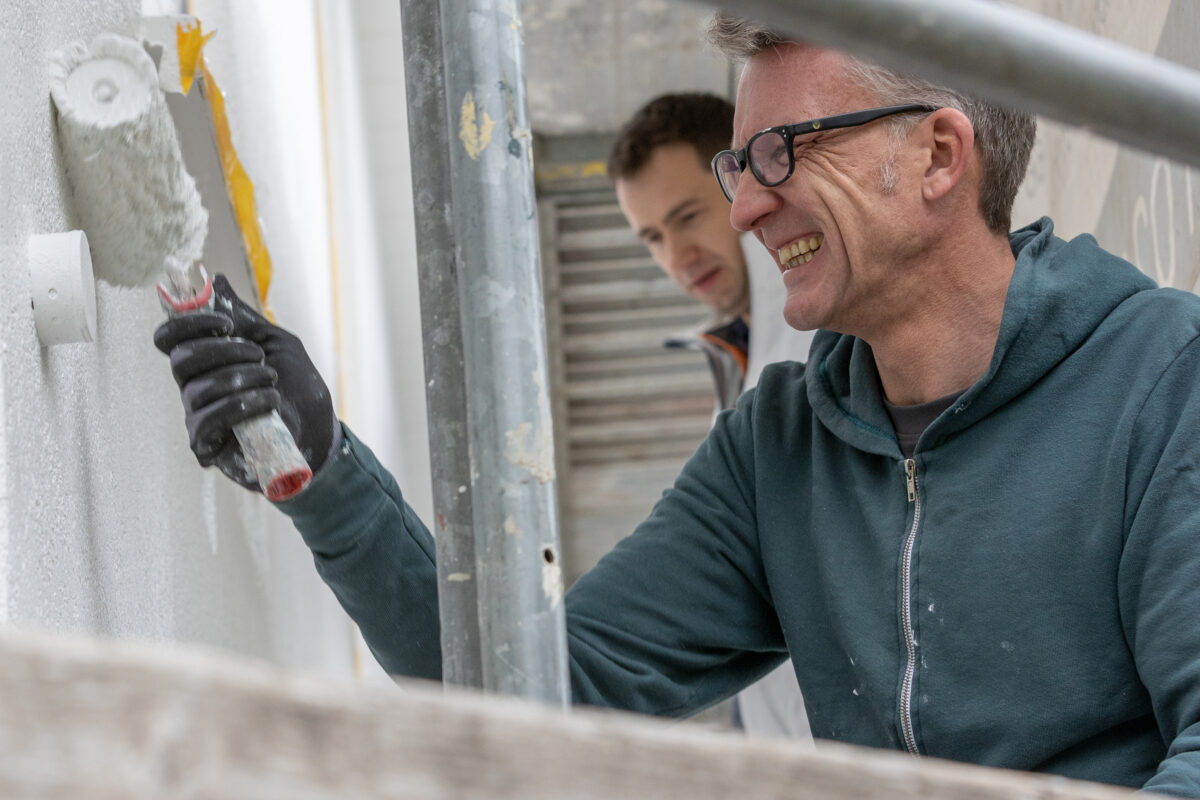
[[275, 425, 443, 681], [1121, 333, 1200, 797], [565, 386, 788, 716], [276, 407, 784, 717]]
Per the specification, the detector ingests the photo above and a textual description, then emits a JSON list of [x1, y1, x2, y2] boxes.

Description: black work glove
[[153, 274, 336, 492]]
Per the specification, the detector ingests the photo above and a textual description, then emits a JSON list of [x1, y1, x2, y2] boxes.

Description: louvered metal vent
[[542, 193, 716, 468]]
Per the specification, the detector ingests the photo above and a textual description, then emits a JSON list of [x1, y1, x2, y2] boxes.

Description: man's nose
[[664, 233, 697, 274], [729, 173, 779, 234]]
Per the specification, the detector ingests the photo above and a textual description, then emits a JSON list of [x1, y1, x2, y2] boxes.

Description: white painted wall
[[310, 0, 432, 681], [0, 0, 430, 680], [312, 0, 432, 527]]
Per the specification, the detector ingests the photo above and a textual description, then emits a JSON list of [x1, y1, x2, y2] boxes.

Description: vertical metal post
[[399, 0, 569, 706], [398, 0, 485, 692]]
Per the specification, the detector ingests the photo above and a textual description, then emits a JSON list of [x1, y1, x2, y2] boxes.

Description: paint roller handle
[[232, 411, 313, 502], [158, 272, 333, 501]]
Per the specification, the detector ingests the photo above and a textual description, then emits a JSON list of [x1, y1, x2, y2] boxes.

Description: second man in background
[[608, 92, 814, 739]]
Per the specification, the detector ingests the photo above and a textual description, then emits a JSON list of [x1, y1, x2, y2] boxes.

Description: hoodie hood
[[806, 218, 1157, 458]]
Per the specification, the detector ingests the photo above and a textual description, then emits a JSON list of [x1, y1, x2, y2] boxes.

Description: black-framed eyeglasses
[[711, 104, 938, 202]]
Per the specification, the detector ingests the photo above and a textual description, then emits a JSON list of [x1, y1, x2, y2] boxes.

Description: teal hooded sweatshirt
[[280, 219, 1200, 796]]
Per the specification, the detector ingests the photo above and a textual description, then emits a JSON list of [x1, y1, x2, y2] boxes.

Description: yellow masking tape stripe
[[175, 20, 276, 319], [175, 19, 215, 95]]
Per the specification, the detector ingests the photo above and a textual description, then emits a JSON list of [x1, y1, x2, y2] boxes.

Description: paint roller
[[48, 32, 313, 501]]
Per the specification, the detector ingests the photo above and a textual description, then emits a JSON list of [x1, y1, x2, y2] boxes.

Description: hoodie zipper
[[899, 458, 921, 754]]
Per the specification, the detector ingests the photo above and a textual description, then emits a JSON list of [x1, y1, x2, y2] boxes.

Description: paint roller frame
[[48, 32, 312, 502]]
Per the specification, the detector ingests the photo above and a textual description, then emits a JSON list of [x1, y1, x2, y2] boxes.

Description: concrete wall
[[523, 0, 732, 136], [0, 0, 428, 679]]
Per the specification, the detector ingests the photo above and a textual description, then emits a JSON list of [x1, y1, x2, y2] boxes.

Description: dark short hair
[[607, 92, 735, 181]]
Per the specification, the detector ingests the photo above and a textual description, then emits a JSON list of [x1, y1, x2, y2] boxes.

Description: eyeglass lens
[[713, 151, 742, 201], [714, 130, 793, 202], [748, 131, 791, 185]]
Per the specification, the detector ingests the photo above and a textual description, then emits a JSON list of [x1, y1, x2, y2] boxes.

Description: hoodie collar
[[806, 218, 1157, 458]]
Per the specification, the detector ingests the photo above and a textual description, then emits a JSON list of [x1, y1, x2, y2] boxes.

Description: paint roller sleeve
[[154, 275, 338, 494], [48, 33, 207, 289]]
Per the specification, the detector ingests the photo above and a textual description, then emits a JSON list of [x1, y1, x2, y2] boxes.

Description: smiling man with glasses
[[154, 12, 1200, 796], [682, 13, 1200, 797]]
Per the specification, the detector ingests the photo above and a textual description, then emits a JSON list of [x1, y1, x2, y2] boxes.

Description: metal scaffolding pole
[[398, 0, 569, 706], [690, 0, 1200, 171], [398, 0, 484, 694]]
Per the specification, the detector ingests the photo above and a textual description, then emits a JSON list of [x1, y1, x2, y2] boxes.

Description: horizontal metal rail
[[688, 0, 1200, 170]]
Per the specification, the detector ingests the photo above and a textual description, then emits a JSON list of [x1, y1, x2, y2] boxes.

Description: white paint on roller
[[28, 230, 98, 346], [48, 34, 207, 288]]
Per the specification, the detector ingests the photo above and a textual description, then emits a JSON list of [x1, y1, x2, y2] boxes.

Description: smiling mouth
[[777, 235, 824, 270], [691, 268, 719, 289]]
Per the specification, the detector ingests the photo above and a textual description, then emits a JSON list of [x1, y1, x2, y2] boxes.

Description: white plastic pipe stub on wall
[[28, 230, 98, 346]]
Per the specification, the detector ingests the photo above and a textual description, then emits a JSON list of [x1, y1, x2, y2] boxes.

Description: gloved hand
[[153, 274, 337, 492]]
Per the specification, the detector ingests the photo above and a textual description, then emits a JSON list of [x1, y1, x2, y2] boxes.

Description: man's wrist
[[319, 414, 344, 474]]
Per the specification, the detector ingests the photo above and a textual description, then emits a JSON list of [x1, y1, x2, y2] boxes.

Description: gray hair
[[706, 13, 1035, 234]]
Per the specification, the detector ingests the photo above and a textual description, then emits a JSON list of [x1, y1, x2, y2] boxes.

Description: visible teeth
[[779, 234, 823, 270]]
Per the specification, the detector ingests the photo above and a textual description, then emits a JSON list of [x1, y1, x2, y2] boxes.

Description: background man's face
[[615, 142, 750, 319]]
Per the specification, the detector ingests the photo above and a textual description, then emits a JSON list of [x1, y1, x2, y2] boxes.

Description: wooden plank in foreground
[[0, 629, 1144, 800]]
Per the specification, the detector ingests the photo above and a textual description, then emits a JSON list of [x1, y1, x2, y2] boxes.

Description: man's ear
[[920, 108, 974, 202]]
